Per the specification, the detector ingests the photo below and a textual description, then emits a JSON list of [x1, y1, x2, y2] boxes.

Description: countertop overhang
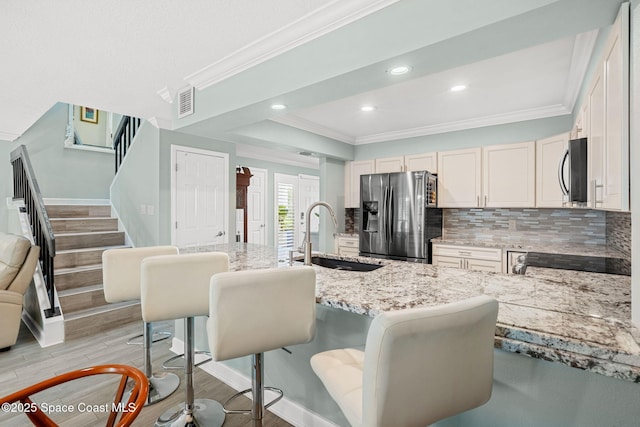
[[183, 243, 640, 383]]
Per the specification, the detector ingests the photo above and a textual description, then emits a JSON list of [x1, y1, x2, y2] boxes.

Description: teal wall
[[8, 103, 114, 199], [353, 115, 573, 160], [0, 102, 113, 233], [110, 122, 161, 247], [319, 157, 346, 251]]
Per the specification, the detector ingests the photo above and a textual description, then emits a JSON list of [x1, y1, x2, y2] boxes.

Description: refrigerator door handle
[[383, 186, 389, 243], [388, 186, 394, 241]]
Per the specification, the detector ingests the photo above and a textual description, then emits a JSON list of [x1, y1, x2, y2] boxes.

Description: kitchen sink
[[310, 256, 383, 272]]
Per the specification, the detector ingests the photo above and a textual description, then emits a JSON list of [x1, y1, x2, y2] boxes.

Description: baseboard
[[170, 338, 338, 427]]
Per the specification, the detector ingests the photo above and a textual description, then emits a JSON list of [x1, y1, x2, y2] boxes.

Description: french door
[[274, 173, 319, 261]]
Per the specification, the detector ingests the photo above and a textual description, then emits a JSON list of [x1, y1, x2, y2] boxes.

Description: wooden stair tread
[[57, 284, 103, 297], [56, 245, 130, 255], [46, 202, 139, 339], [55, 230, 123, 237], [55, 264, 102, 274], [64, 300, 139, 321]]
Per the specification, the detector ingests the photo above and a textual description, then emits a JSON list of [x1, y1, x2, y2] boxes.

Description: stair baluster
[[10, 145, 60, 318], [113, 116, 142, 173]]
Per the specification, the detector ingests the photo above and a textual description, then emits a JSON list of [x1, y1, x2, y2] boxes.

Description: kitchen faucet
[[302, 201, 338, 266]]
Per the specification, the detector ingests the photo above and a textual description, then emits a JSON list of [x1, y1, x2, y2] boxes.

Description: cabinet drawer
[[432, 244, 501, 261], [338, 247, 360, 257], [432, 255, 463, 269], [337, 237, 359, 248]]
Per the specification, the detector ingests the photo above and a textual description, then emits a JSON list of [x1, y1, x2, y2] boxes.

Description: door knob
[[216, 231, 225, 237]]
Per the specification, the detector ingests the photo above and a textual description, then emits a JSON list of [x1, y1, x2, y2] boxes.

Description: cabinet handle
[[591, 180, 603, 208], [459, 259, 463, 269], [485, 195, 487, 207], [477, 196, 480, 207]]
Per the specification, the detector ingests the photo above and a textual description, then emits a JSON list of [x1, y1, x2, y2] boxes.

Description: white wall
[[630, 0, 640, 326]]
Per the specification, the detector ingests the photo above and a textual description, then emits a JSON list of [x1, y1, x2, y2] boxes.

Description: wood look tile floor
[[0, 321, 293, 427]]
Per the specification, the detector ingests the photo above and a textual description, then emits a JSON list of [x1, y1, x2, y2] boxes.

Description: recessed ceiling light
[[387, 65, 412, 76], [450, 85, 467, 92], [360, 105, 376, 112], [271, 103, 287, 110]]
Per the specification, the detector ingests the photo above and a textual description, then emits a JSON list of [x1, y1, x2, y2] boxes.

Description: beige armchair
[[0, 232, 40, 351]]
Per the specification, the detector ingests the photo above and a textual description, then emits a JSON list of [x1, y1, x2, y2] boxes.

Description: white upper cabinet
[[438, 143, 534, 208], [375, 156, 404, 173], [374, 153, 437, 173], [437, 148, 482, 207], [586, 3, 629, 211], [602, 4, 629, 210], [483, 141, 536, 208], [344, 160, 375, 208], [404, 152, 437, 173], [536, 133, 569, 208]]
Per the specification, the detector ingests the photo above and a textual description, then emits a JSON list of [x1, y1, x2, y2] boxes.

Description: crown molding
[[185, 0, 399, 90], [353, 104, 572, 145], [271, 115, 355, 144], [0, 130, 20, 141], [563, 29, 599, 110]]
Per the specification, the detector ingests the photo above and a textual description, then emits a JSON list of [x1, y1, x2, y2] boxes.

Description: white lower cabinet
[[432, 244, 502, 273], [337, 236, 359, 256]]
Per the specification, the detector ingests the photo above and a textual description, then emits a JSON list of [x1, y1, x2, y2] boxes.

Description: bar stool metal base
[[127, 330, 172, 345], [146, 372, 181, 406], [154, 398, 225, 427]]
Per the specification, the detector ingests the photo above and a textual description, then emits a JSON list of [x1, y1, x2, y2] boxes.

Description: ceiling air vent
[[177, 87, 194, 118]]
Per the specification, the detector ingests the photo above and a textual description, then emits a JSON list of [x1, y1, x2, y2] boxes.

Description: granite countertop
[[183, 243, 639, 382], [432, 237, 630, 259]]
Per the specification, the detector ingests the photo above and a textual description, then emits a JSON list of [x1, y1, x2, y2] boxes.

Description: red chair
[[0, 364, 149, 427]]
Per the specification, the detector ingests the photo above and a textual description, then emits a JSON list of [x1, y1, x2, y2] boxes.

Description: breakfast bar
[[185, 242, 639, 382], [179, 242, 640, 426]]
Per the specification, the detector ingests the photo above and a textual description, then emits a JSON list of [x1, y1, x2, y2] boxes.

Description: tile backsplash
[[443, 208, 607, 246], [345, 208, 359, 234], [346, 207, 630, 257], [607, 211, 631, 256]]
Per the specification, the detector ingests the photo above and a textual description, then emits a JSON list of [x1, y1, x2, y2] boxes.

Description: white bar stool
[[102, 246, 180, 406], [310, 295, 499, 427], [141, 252, 229, 427], [207, 266, 316, 426]]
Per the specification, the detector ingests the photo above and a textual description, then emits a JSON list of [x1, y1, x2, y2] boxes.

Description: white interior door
[[247, 167, 267, 245], [297, 174, 320, 249], [172, 146, 228, 247]]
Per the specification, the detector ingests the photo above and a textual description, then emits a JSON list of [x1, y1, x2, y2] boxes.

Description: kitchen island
[[180, 243, 640, 426]]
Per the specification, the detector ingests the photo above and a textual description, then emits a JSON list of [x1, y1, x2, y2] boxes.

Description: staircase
[[47, 204, 140, 340]]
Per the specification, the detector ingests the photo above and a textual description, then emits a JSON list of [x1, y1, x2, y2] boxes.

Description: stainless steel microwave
[[559, 137, 587, 206]]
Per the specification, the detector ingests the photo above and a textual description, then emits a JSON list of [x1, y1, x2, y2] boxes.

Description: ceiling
[[1, 0, 626, 162]]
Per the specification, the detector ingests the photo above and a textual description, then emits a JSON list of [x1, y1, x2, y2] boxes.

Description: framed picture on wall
[[80, 106, 98, 123]]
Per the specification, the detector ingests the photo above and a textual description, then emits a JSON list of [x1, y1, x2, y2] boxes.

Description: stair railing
[[10, 145, 60, 318], [113, 115, 142, 173]]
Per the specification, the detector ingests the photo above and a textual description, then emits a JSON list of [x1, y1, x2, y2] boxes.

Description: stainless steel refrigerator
[[359, 171, 442, 263]]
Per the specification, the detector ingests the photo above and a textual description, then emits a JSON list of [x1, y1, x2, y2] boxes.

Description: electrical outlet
[[508, 219, 516, 230], [140, 204, 146, 215], [147, 205, 154, 215]]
